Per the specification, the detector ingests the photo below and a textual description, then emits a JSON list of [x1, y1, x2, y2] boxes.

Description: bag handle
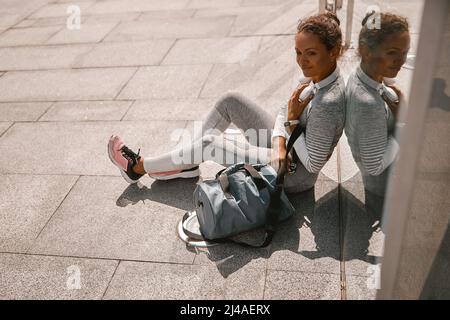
[[218, 174, 234, 199], [218, 163, 266, 198]]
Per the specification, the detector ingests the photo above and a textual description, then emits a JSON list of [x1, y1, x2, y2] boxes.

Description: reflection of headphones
[[379, 85, 399, 104]]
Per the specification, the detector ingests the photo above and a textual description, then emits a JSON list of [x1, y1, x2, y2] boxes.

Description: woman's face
[[362, 31, 410, 79], [295, 31, 338, 82]]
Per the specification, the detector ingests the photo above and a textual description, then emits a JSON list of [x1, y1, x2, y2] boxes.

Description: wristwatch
[[284, 120, 300, 127]]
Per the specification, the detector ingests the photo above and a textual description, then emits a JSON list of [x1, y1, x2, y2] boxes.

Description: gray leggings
[[143, 92, 318, 193]]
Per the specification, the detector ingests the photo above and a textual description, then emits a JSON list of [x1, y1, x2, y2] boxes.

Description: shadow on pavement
[[115, 177, 199, 211], [340, 186, 382, 265], [115, 176, 381, 278]]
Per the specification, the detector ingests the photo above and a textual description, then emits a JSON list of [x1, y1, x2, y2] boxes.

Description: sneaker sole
[[107, 136, 139, 184], [149, 167, 200, 181]]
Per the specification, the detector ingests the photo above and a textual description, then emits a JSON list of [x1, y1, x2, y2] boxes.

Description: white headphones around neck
[[298, 81, 317, 103], [379, 85, 399, 104]]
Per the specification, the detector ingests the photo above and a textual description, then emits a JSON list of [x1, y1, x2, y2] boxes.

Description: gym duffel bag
[[181, 123, 304, 248]]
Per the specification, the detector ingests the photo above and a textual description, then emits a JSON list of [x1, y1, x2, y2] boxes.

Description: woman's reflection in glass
[[345, 12, 410, 227]]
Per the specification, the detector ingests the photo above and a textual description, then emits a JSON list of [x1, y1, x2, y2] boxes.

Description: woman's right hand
[[271, 137, 291, 173], [383, 84, 404, 120]]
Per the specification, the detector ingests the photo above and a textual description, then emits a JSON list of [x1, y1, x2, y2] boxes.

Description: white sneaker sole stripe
[[149, 167, 200, 180]]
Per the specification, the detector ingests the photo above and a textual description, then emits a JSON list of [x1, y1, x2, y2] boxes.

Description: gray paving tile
[[38, 101, 133, 121], [54, 0, 94, 2], [0, 26, 62, 47], [0, 253, 118, 299], [104, 261, 265, 299], [4, 0, 50, 28], [73, 39, 174, 68], [0, 122, 13, 136], [0, 121, 188, 175], [0, 44, 92, 71], [199, 56, 298, 100], [161, 37, 261, 65], [1, 0, 49, 17], [30, 1, 96, 19], [230, 1, 316, 36], [104, 17, 234, 42], [0, 102, 52, 121], [0, 174, 78, 252], [258, 34, 293, 53], [194, 5, 273, 18], [86, 0, 190, 15], [186, 0, 243, 9], [46, 23, 118, 44], [0, 6, 48, 29], [0, 13, 23, 29], [266, 180, 341, 275], [118, 65, 212, 100], [197, 34, 299, 100], [0, 68, 136, 102], [29, 176, 197, 264], [23, 16, 67, 28], [123, 98, 216, 121], [264, 270, 341, 300], [84, 12, 141, 24], [345, 275, 378, 300], [54, 0, 95, 2], [242, 0, 297, 5], [13, 19, 37, 28], [137, 9, 196, 21]]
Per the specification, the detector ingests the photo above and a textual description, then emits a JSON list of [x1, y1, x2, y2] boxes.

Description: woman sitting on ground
[[108, 12, 346, 194]]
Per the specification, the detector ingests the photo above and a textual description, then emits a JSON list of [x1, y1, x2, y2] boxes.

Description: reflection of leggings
[[143, 92, 318, 193]]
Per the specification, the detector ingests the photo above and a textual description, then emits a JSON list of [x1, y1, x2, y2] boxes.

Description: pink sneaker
[[107, 135, 144, 184]]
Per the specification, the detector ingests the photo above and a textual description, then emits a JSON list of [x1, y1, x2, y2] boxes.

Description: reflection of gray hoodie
[[345, 66, 398, 194]]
